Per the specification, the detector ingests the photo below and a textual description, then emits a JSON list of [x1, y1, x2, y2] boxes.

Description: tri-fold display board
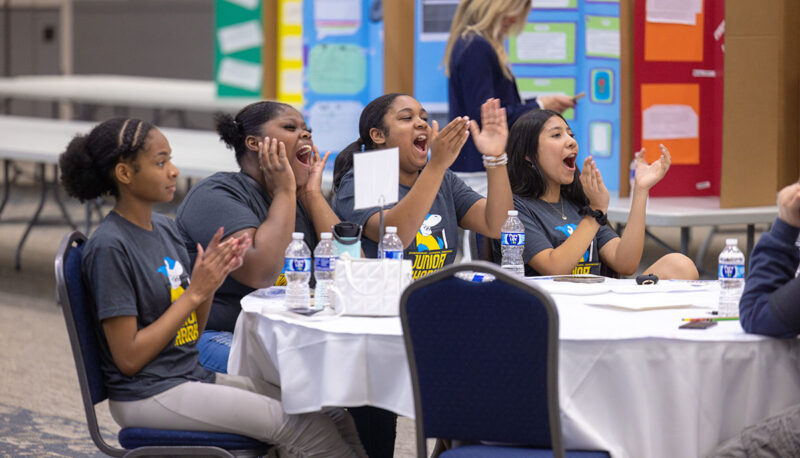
[[414, 0, 623, 191], [632, 0, 725, 198]]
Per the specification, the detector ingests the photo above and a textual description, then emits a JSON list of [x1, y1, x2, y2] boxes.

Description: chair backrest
[[55, 231, 124, 457], [400, 262, 564, 458]]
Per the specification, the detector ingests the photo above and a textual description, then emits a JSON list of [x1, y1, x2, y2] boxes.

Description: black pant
[[347, 406, 397, 458]]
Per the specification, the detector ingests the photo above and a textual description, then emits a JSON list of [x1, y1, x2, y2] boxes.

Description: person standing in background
[[444, 0, 576, 195]]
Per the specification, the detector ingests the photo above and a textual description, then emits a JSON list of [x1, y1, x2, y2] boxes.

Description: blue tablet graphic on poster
[[414, 0, 621, 190], [303, 0, 384, 169]]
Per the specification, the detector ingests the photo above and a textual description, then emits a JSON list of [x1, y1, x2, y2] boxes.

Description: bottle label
[[384, 250, 403, 260], [285, 257, 311, 273], [718, 263, 744, 279], [314, 256, 335, 271], [501, 232, 525, 246]]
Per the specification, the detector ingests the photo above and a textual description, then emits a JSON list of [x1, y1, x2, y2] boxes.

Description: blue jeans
[[197, 330, 232, 373]]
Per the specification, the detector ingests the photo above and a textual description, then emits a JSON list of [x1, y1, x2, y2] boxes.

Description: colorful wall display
[[414, 0, 622, 191], [633, 0, 724, 197], [214, 0, 264, 97], [302, 0, 384, 168]]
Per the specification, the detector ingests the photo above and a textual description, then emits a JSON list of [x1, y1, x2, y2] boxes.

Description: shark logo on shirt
[[156, 257, 196, 346], [554, 223, 594, 267], [411, 214, 453, 279]]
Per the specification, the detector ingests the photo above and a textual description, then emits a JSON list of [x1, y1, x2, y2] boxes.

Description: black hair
[[333, 93, 407, 191], [216, 101, 295, 166], [59, 118, 154, 202], [506, 109, 589, 207]]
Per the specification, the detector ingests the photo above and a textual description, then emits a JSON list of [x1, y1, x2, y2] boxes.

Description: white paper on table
[[217, 20, 263, 54], [516, 30, 567, 61], [646, 0, 702, 25], [526, 279, 611, 296], [224, 0, 259, 10], [609, 282, 718, 294], [583, 294, 704, 311], [642, 104, 698, 140], [353, 147, 399, 210], [586, 28, 620, 58], [217, 58, 262, 92]]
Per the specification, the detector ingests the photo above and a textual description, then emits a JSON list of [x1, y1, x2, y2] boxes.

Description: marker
[[573, 92, 586, 102], [682, 317, 739, 322]]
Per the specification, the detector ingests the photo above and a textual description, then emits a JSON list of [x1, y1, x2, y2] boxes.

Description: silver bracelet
[[483, 153, 508, 168]]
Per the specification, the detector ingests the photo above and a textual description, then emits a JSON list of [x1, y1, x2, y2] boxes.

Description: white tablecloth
[[228, 279, 800, 458]]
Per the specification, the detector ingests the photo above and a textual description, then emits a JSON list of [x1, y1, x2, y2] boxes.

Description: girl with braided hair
[[59, 118, 366, 457]]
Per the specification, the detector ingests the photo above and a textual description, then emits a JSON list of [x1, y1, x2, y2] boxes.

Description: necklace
[[545, 198, 567, 221]]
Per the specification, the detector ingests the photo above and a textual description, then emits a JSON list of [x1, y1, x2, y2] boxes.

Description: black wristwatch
[[579, 206, 608, 226]]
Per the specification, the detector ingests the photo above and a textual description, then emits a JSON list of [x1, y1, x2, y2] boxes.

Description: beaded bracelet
[[482, 152, 508, 169], [578, 206, 608, 226]]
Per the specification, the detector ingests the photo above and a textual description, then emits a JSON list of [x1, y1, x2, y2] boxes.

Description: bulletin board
[[413, 0, 623, 191], [515, 0, 622, 191], [214, 0, 265, 97], [632, 0, 725, 197], [302, 0, 385, 166]]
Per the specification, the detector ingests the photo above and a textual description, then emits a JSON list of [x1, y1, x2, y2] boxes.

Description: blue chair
[[400, 262, 610, 458], [55, 231, 272, 457]]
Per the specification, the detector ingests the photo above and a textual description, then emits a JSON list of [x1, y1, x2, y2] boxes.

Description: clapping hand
[[189, 228, 252, 302], [579, 156, 609, 213], [777, 182, 800, 228], [633, 144, 671, 192], [298, 145, 331, 197], [469, 98, 508, 158], [428, 117, 470, 170], [258, 137, 296, 197]]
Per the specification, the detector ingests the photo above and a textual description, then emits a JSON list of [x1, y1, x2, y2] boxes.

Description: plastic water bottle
[[285, 232, 311, 312], [313, 232, 337, 310], [501, 210, 525, 276], [381, 226, 404, 260], [718, 238, 745, 317]]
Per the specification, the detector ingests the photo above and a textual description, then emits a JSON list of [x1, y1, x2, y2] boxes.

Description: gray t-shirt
[[333, 168, 482, 279], [83, 211, 214, 402], [176, 171, 317, 332], [503, 195, 618, 276]]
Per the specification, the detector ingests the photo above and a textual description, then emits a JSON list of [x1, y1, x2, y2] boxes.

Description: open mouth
[[413, 135, 428, 154], [563, 154, 577, 170], [296, 145, 312, 166]]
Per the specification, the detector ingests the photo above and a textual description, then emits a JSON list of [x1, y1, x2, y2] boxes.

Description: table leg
[[680, 227, 690, 255], [51, 165, 76, 229], [16, 164, 48, 270], [694, 225, 718, 273], [15, 164, 77, 270]]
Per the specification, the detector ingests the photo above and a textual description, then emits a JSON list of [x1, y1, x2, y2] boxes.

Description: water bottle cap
[[726, 238, 738, 245], [320, 232, 332, 239], [292, 232, 304, 239], [507, 210, 518, 216], [385, 226, 398, 233]]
